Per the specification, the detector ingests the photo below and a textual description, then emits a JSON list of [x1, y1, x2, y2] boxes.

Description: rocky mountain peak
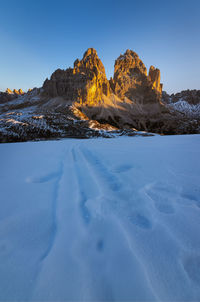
[[18, 88, 24, 95], [113, 49, 147, 78], [6, 88, 13, 94], [42, 48, 166, 131], [83, 47, 97, 59], [43, 48, 110, 103], [13, 89, 19, 94], [110, 49, 163, 105], [13, 89, 24, 95], [74, 47, 106, 76]]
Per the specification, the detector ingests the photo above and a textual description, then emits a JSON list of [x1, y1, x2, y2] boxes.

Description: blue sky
[[0, 0, 199, 94]]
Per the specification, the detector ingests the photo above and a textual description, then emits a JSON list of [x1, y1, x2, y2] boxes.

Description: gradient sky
[[0, 0, 200, 94]]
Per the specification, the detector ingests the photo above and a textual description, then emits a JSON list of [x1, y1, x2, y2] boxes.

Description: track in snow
[[0, 136, 200, 301]]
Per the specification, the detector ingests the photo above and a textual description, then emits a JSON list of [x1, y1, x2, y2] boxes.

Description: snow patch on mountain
[[169, 99, 200, 117]]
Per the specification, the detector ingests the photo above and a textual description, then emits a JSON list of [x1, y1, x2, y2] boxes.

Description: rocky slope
[[163, 89, 200, 105], [0, 88, 24, 104], [0, 48, 200, 143], [0, 88, 150, 143], [162, 90, 200, 133]]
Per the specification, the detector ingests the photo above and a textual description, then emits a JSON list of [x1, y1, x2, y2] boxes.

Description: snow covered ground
[[0, 135, 200, 301]]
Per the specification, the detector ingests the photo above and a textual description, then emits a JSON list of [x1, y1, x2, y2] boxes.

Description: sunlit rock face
[[6, 88, 13, 94], [43, 48, 110, 105], [149, 66, 162, 94], [74, 48, 110, 102], [42, 48, 168, 132], [110, 49, 163, 105], [111, 50, 147, 94], [18, 88, 24, 95], [43, 48, 163, 110], [5, 88, 24, 95], [13, 89, 24, 95]]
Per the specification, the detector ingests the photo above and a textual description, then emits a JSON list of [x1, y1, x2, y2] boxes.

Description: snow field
[[0, 135, 200, 301]]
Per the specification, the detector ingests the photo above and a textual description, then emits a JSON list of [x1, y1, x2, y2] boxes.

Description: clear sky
[[0, 0, 200, 94]]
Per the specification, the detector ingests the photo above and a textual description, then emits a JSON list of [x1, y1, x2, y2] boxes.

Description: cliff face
[[43, 48, 110, 105], [110, 50, 162, 104], [148, 66, 162, 94], [42, 48, 166, 130], [42, 48, 164, 108]]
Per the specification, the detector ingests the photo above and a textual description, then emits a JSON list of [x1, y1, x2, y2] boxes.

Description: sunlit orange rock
[[6, 88, 13, 94], [111, 49, 162, 105], [13, 89, 19, 94], [42, 48, 168, 132], [18, 88, 24, 95], [149, 66, 162, 94], [43, 48, 110, 105], [12, 89, 24, 95]]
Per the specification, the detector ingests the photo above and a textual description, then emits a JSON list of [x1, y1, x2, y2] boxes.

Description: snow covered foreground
[[0, 135, 200, 301]]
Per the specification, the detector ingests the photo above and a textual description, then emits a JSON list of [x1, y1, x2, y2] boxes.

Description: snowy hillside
[[0, 135, 200, 301], [168, 99, 200, 118], [0, 91, 152, 142]]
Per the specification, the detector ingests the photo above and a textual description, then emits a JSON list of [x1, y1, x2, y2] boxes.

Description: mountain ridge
[[0, 48, 200, 142]]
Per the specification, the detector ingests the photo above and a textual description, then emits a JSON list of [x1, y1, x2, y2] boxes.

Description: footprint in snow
[[128, 213, 152, 230], [96, 239, 104, 252], [180, 191, 200, 209], [145, 182, 176, 214]]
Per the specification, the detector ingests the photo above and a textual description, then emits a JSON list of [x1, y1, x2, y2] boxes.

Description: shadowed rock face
[[0, 88, 24, 104], [0, 91, 15, 104], [163, 89, 200, 105]]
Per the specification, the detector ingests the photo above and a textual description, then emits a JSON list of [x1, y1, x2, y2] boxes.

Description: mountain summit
[[43, 48, 110, 104], [0, 48, 200, 142], [42, 48, 166, 131]]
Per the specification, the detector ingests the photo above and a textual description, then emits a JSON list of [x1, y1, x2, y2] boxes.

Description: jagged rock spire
[[43, 48, 110, 104], [6, 88, 13, 94], [43, 47, 163, 120], [6, 88, 24, 95], [111, 49, 162, 103]]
